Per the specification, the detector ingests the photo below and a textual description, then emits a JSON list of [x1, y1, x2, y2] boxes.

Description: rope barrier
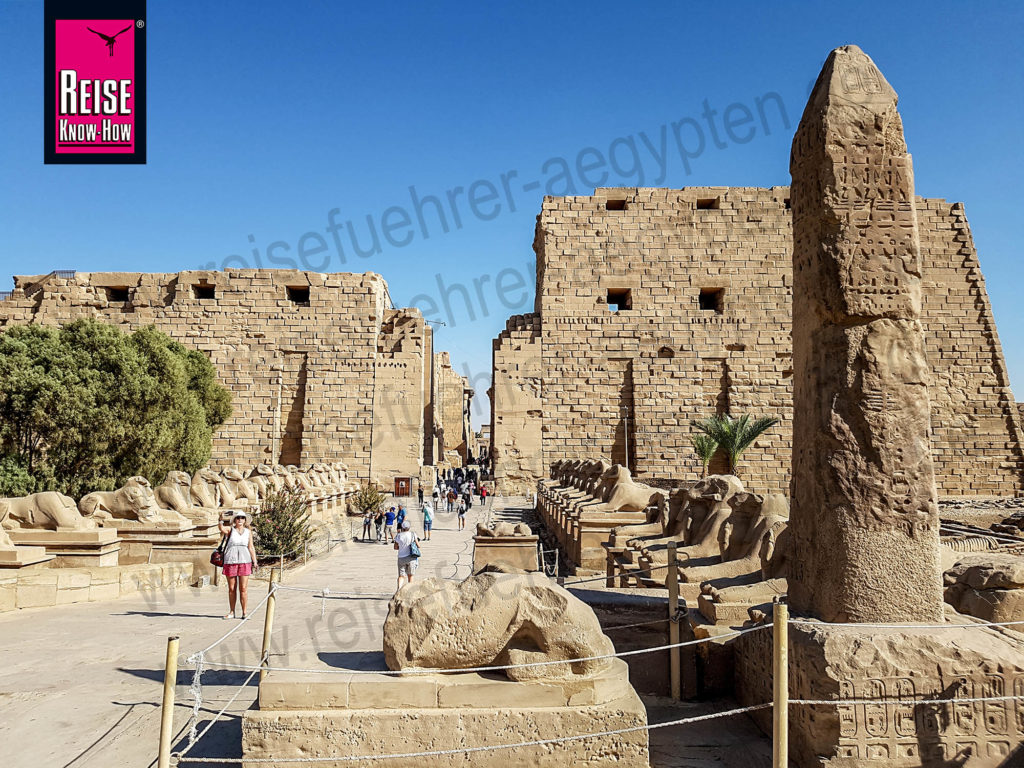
[[177, 658, 263, 759], [197, 624, 769, 676], [173, 702, 773, 764], [561, 560, 675, 587]]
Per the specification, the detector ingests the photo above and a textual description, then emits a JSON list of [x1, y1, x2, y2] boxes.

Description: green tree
[[689, 433, 719, 479], [0, 319, 232, 498], [352, 483, 388, 516], [692, 414, 779, 478], [252, 489, 312, 560]]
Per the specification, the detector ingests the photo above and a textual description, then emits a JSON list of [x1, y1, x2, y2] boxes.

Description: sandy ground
[[0, 496, 771, 768]]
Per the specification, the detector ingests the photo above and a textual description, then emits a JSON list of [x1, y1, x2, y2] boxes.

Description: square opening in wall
[[193, 284, 216, 300], [607, 289, 632, 312], [287, 286, 310, 305], [605, 199, 627, 211], [696, 197, 720, 210], [105, 286, 129, 302], [699, 288, 724, 313]]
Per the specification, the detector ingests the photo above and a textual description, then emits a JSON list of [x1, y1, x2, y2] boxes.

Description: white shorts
[[398, 556, 419, 576]]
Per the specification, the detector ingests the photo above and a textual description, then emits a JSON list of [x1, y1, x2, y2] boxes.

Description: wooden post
[[260, 573, 278, 683], [157, 635, 179, 768], [773, 600, 789, 768], [667, 541, 681, 700]]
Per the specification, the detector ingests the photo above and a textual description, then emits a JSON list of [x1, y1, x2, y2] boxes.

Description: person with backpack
[[393, 520, 421, 590], [422, 501, 434, 540]]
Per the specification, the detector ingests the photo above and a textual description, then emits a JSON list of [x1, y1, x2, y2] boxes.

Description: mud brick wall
[[509, 186, 1024, 497], [490, 313, 543, 494], [0, 270, 443, 485]]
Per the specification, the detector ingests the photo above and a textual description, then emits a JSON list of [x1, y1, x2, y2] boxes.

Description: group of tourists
[[214, 471, 495, 615], [432, 476, 488, 531], [360, 503, 433, 543]]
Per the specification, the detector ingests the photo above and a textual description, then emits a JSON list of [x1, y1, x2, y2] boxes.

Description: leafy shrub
[[352, 483, 388, 517], [252, 489, 312, 560], [0, 319, 232, 497]]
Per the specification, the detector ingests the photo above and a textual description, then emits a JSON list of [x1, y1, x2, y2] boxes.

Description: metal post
[[260, 573, 278, 683], [773, 601, 789, 768], [279, 554, 284, 583], [667, 540, 681, 700], [157, 635, 179, 768], [303, 542, 308, 566]]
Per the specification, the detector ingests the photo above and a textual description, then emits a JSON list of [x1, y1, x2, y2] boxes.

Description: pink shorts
[[222, 562, 253, 577]]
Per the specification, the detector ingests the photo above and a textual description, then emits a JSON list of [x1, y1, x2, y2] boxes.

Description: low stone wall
[[0, 562, 193, 612]]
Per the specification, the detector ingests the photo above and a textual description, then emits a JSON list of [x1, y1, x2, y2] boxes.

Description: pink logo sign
[[55, 20, 136, 154]]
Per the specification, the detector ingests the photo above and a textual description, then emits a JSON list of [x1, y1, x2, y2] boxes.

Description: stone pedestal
[[148, 537, 221, 581], [574, 511, 648, 572], [0, 546, 54, 570], [736, 618, 1024, 766], [473, 534, 539, 572], [7, 528, 121, 567], [243, 657, 649, 767]]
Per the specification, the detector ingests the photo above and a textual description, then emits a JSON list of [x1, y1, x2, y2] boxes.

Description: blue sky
[[2, 1, 1022, 429]]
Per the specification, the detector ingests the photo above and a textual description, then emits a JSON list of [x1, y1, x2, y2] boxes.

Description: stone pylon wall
[[0, 270, 436, 485], [433, 351, 470, 466], [520, 186, 1024, 497], [490, 313, 543, 494]]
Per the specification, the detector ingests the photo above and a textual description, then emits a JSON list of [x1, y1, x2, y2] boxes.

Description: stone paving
[[0, 496, 771, 767]]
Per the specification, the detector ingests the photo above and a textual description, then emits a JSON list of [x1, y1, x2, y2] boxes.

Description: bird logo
[[87, 25, 132, 57]]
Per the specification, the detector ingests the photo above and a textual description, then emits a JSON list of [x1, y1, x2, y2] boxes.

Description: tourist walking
[[384, 506, 397, 543], [395, 505, 406, 530], [457, 497, 466, 530], [480, 485, 487, 506], [361, 510, 373, 541], [422, 501, 433, 540], [447, 489, 456, 513], [417, 487, 424, 505], [394, 521, 421, 590], [217, 512, 257, 619], [374, 508, 385, 542]]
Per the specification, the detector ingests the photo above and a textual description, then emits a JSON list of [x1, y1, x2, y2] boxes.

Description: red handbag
[[210, 534, 227, 567]]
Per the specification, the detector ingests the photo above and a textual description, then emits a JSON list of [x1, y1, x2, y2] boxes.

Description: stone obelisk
[[788, 45, 944, 622]]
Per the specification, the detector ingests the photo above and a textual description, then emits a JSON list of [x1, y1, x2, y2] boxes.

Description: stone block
[[244, 658, 647, 767]]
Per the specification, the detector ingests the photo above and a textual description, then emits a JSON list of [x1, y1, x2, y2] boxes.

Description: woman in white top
[[393, 520, 421, 591], [217, 511, 258, 619]]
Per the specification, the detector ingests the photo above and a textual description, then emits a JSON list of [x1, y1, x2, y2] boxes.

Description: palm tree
[[690, 433, 718, 478], [693, 414, 779, 478]]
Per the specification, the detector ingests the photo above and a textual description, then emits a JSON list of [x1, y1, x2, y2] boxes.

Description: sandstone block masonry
[[433, 351, 474, 467], [0, 270, 462, 486], [490, 313, 542, 494], [490, 187, 1024, 497]]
